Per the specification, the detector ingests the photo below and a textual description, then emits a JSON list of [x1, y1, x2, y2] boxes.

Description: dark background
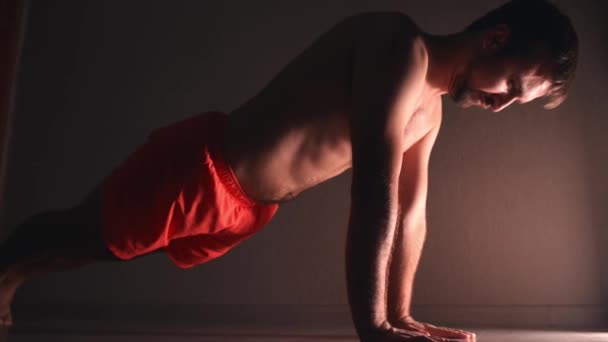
[[2, 0, 606, 329]]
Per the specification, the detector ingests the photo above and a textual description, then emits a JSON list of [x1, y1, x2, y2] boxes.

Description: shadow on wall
[[578, 0, 608, 324]]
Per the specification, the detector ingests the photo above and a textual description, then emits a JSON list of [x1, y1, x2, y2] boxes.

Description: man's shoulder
[[347, 11, 427, 72], [347, 11, 430, 129]]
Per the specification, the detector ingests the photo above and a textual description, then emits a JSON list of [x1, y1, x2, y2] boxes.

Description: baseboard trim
[[12, 303, 608, 333]]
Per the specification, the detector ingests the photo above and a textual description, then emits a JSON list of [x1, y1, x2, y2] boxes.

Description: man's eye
[[508, 79, 519, 95]]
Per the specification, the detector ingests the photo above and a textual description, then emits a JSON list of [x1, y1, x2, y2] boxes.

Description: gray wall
[[4, 0, 607, 330]]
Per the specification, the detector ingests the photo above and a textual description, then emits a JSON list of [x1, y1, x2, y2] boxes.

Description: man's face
[[450, 53, 553, 112]]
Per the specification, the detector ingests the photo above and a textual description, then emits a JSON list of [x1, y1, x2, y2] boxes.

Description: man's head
[[450, 0, 578, 111]]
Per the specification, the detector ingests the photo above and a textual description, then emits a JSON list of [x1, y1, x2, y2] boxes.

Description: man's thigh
[[64, 186, 122, 262]]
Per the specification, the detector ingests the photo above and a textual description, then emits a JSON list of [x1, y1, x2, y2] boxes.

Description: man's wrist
[[350, 307, 390, 334], [353, 318, 392, 338], [387, 311, 414, 324]]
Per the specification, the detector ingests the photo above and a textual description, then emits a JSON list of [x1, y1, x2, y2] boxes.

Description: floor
[[1, 327, 608, 342]]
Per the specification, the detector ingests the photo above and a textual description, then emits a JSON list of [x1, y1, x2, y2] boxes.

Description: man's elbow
[[399, 206, 426, 229]]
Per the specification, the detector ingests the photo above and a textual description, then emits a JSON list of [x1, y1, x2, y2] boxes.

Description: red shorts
[[100, 111, 278, 269]]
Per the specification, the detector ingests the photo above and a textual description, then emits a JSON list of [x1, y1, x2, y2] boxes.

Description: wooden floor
[[2, 327, 608, 342]]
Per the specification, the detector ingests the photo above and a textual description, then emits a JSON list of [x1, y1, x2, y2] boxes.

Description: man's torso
[[222, 12, 442, 203]]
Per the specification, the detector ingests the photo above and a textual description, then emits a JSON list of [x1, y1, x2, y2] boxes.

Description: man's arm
[[345, 12, 427, 336], [388, 101, 442, 323]]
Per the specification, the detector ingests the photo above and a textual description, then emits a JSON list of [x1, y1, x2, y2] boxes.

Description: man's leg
[[0, 188, 123, 326]]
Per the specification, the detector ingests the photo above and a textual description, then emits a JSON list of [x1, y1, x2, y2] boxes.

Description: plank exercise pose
[[0, 0, 577, 340]]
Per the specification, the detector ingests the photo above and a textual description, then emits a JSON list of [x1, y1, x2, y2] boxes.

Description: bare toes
[[0, 309, 12, 327]]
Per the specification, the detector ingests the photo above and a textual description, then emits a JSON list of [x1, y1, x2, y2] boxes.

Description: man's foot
[[0, 272, 18, 327], [0, 309, 12, 327], [392, 316, 476, 341]]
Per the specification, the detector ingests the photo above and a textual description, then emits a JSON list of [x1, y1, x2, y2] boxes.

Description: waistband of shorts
[[205, 112, 272, 209]]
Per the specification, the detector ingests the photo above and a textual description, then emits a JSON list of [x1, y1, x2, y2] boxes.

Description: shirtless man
[[0, 0, 577, 341]]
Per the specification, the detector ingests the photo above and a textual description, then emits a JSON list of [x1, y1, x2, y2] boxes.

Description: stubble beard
[[451, 76, 475, 108]]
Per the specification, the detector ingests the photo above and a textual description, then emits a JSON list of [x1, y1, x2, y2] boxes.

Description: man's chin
[[449, 87, 473, 108]]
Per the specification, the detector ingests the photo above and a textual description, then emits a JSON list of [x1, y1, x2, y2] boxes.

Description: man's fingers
[[424, 336, 466, 342], [394, 335, 437, 342], [402, 336, 460, 342], [391, 326, 431, 337], [393, 321, 431, 335], [422, 323, 475, 338], [388, 321, 474, 342], [389, 328, 463, 342], [423, 322, 471, 335]]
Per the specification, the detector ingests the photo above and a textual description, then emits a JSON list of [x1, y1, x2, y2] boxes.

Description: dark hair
[[466, 0, 578, 108]]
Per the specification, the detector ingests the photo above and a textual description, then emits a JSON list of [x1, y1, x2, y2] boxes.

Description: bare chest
[[401, 104, 437, 152]]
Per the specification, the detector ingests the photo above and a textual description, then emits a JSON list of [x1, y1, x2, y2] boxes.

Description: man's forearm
[[346, 100, 406, 333], [345, 196, 400, 332], [386, 216, 427, 322]]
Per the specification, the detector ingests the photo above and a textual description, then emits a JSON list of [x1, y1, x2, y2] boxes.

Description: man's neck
[[422, 31, 479, 97]]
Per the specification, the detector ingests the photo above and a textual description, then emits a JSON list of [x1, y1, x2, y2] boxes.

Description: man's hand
[[359, 320, 469, 342], [391, 315, 477, 341]]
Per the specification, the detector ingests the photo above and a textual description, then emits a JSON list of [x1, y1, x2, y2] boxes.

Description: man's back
[[222, 12, 436, 203]]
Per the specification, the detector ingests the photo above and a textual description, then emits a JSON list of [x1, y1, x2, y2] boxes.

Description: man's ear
[[482, 24, 510, 51]]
